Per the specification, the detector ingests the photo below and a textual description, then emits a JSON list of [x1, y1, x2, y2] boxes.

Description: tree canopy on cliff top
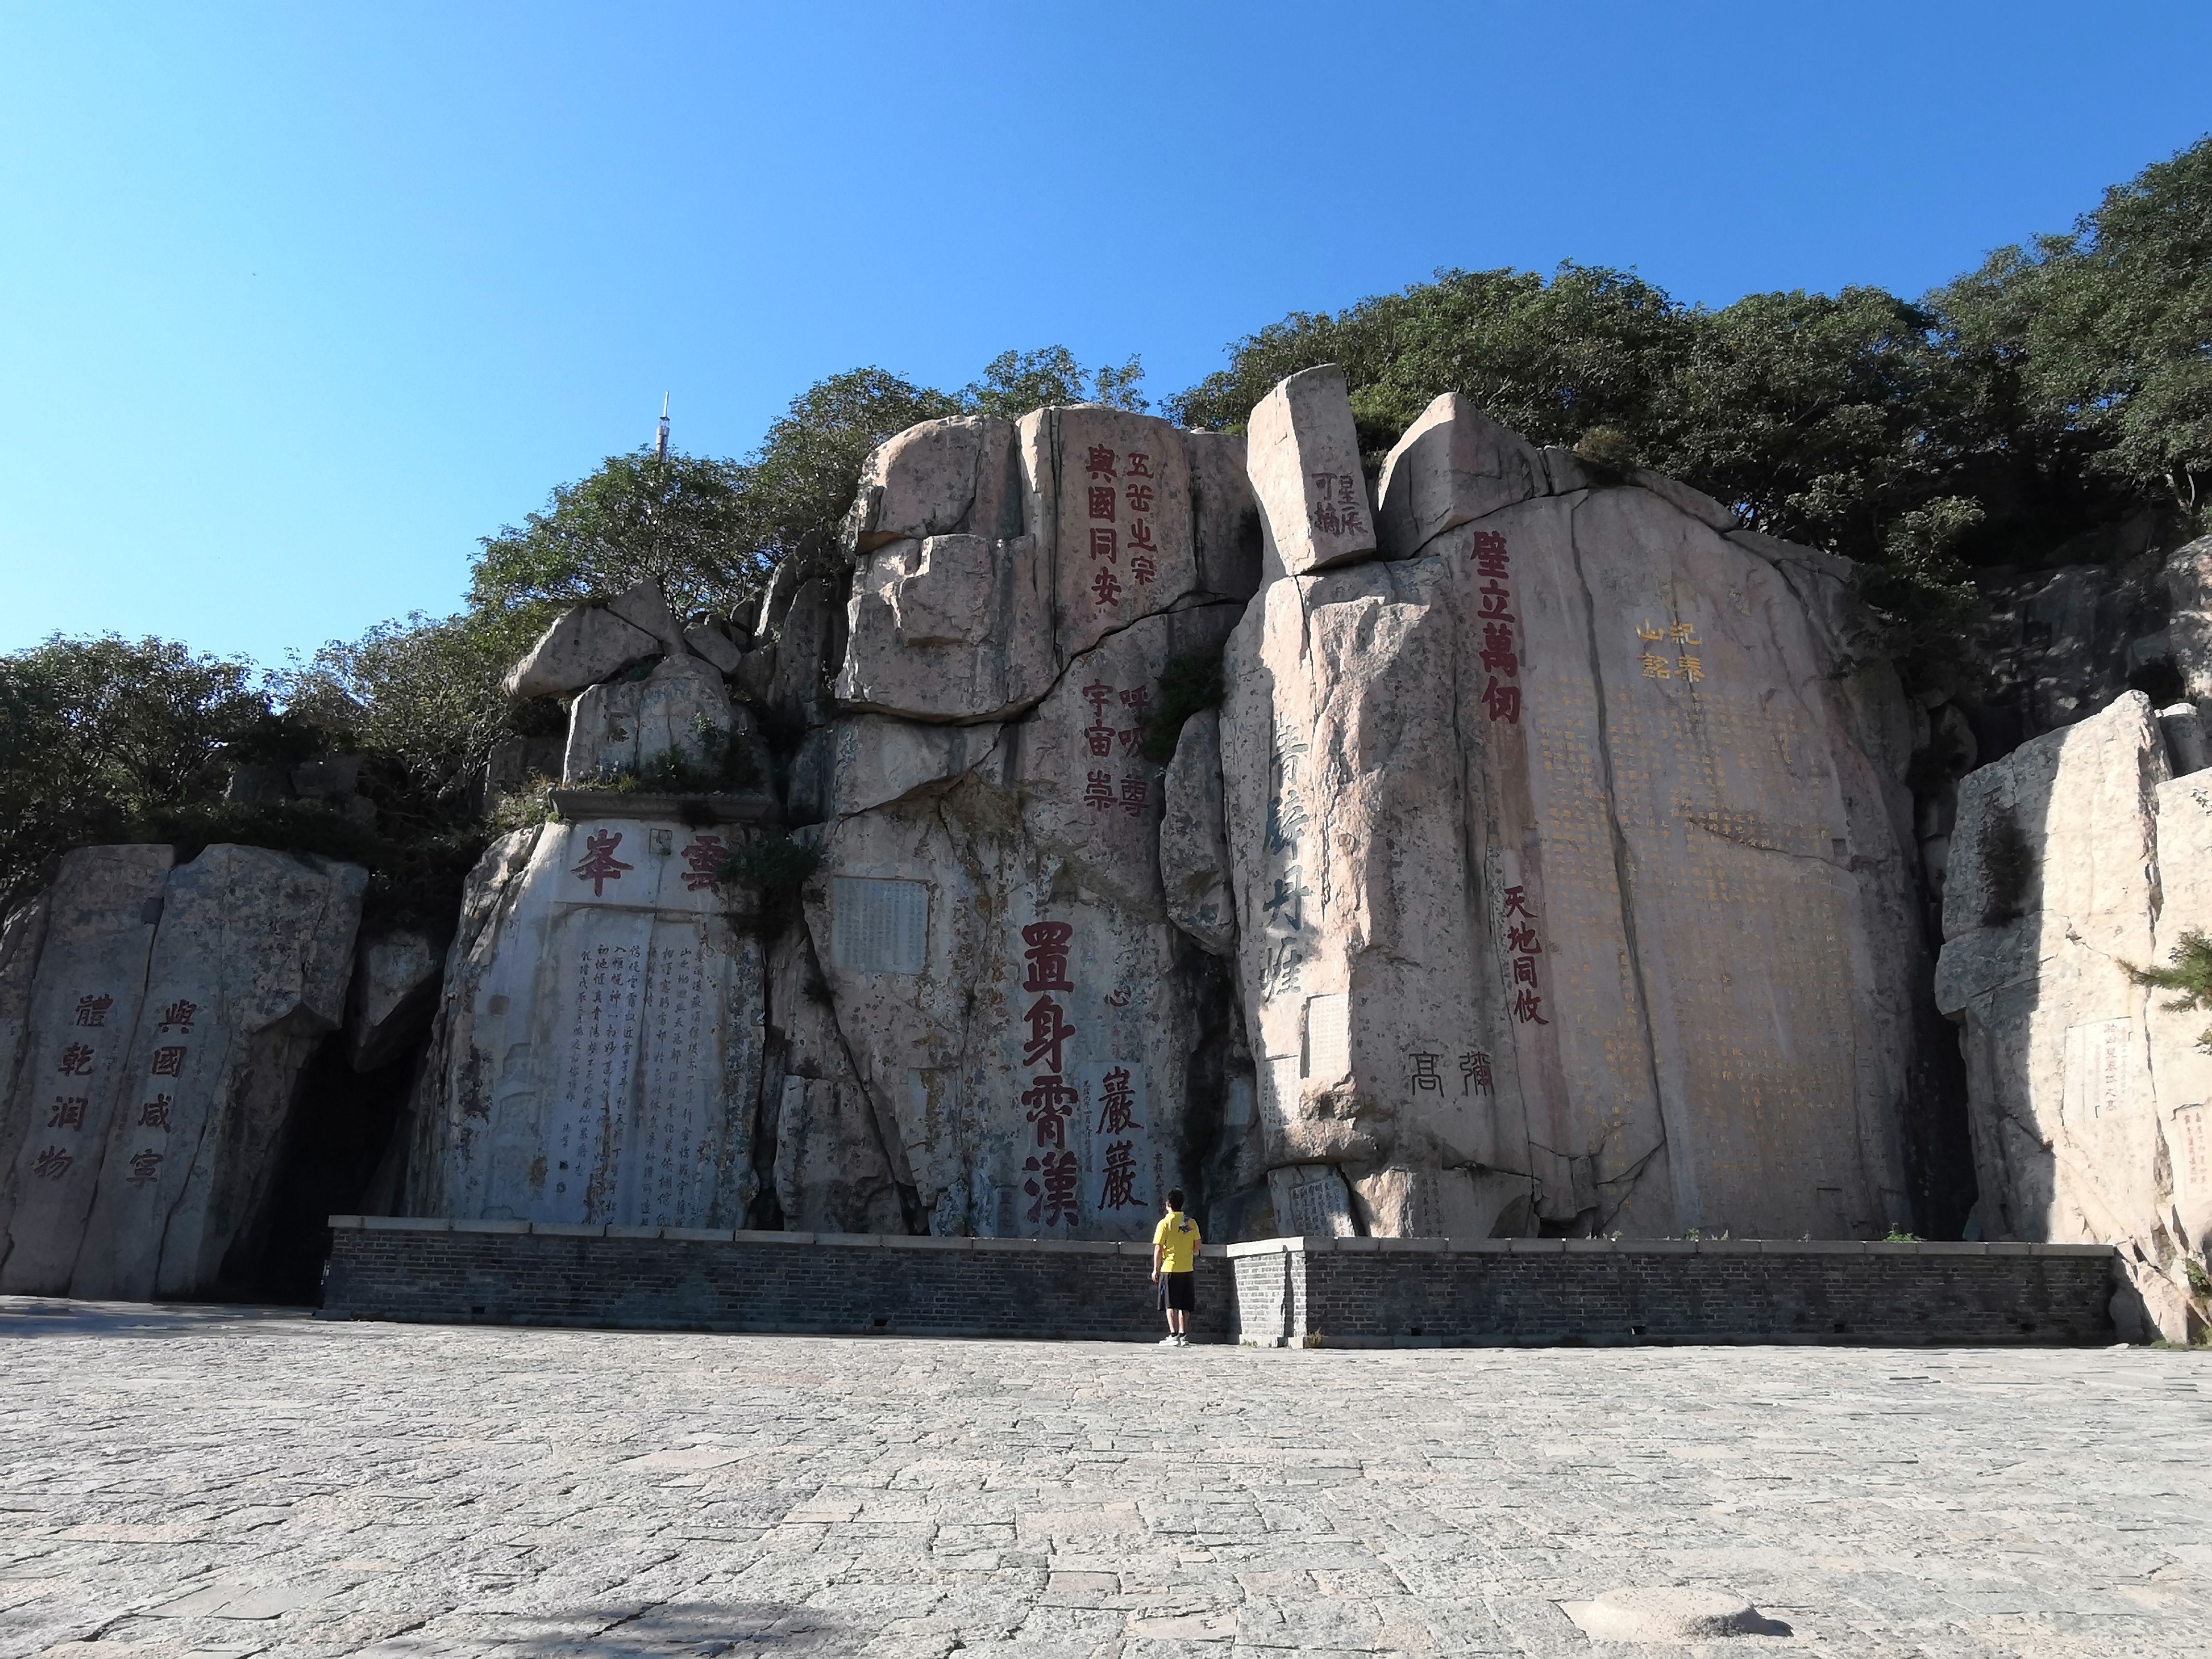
[[4, 138, 2205, 910]]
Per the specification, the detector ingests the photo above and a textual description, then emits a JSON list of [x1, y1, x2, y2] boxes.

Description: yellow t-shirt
[[1153, 1211, 1200, 1273]]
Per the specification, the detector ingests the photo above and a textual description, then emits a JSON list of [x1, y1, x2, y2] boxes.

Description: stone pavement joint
[[1, 1297, 2208, 1658]]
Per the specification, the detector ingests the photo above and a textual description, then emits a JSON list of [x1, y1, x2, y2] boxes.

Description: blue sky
[[4, 0, 2208, 668]]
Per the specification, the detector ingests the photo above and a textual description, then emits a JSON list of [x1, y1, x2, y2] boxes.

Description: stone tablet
[[0, 846, 174, 1293], [1245, 364, 1373, 576], [407, 818, 764, 1230]]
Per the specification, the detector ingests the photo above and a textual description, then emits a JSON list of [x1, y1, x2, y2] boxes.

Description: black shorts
[[1161, 1270, 1196, 1311]]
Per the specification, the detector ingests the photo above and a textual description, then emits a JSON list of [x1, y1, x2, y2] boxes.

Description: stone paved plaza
[[2, 1300, 2208, 1658]]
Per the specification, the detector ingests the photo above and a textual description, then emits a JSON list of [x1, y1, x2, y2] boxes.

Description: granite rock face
[[403, 819, 766, 1229], [1245, 365, 1374, 576], [419, 378, 1948, 1249], [505, 605, 663, 698], [1220, 382, 1929, 1241], [0, 845, 364, 1298], [1936, 692, 2212, 1341]]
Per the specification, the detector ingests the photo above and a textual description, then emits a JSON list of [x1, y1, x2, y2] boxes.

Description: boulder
[[1936, 693, 2211, 1340], [841, 415, 1021, 553], [1245, 364, 1374, 576], [404, 818, 765, 1228], [1186, 430, 1263, 602], [563, 655, 736, 786], [605, 577, 691, 658], [2165, 535, 2212, 703], [0, 846, 175, 1290], [1220, 369, 1927, 1241], [683, 619, 746, 675], [1375, 393, 1545, 559], [1158, 709, 1236, 956], [835, 534, 1054, 722], [346, 928, 442, 1073], [70, 847, 364, 1300], [505, 606, 662, 698], [290, 755, 363, 799]]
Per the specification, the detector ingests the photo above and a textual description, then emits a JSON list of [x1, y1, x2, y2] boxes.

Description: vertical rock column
[[1222, 373, 1927, 1241]]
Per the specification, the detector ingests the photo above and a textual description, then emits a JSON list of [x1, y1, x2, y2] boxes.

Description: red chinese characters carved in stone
[[139, 1094, 172, 1130], [1090, 567, 1123, 606], [1020, 994, 1075, 1073], [1021, 922, 1075, 993], [156, 999, 197, 1033], [1023, 1148, 1080, 1228], [1483, 677, 1521, 724], [149, 1046, 187, 1078], [1469, 530, 1509, 578], [1088, 485, 1117, 521], [125, 1149, 162, 1188], [57, 1043, 94, 1077], [1085, 445, 1118, 480], [47, 1096, 85, 1130], [679, 835, 728, 893], [1089, 527, 1118, 563], [1083, 770, 1116, 812], [75, 994, 112, 1027], [29, 1145, 72, 1181], [1098, 1140, 1140, 1209], [1097, 1066, 1138, 1134], [571, 830, 634, 896]]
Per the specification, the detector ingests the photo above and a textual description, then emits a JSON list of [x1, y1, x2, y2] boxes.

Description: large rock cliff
[[1937, 692, 2212, 1341], [1217, 373, 1932, 1239], [408, 375, 1949, 1248], [0, 843, 367, 1297]]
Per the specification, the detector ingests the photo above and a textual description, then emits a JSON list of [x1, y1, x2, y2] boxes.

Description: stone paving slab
[[1, 1298, 2207, 1658]]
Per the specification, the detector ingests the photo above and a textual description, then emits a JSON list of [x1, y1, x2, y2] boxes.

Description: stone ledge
[[548, 789, 779, 825], [324, 1218, 2127, 1266]]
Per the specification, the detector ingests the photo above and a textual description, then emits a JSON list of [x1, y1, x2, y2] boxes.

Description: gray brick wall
[[325, 1222, 2119, 1347], [1228, 1238, 2120, 1347], [323, 1220, 1232, 1343]]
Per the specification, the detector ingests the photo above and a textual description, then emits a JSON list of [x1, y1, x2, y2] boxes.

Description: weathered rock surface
[[347, 928, 442, 1072], [0, 847, 174, 1289], [1159, 709, 1236, 956], [1936, 692, 2212, 1340], [403, 819, 765, 1228], [799, 600, 1243, 1239], [1219, 371, 1927, 1241], [0, 845, 364, 1299], [1246, 365, 1373, 576], [505, 605, 663, 698], [410, 380, 1960, 1250], [563, 655, 747, 786], [605, 579, 690, 658], [1375, 393, 1545, 558]]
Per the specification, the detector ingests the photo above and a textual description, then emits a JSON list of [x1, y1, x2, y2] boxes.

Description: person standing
[[1151, 1188, 1201, 1346]]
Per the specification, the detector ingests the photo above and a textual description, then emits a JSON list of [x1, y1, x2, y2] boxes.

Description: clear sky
[[4, 0, 2208, 668]]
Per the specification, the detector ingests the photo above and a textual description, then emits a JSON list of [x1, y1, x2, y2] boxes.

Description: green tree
[[733, 367, 962, 573], [468, 448, 756, 616], [277, 601, 563, 806], [2127, 929, 2212, 1051], [0, 636, 271, 909], [1936, 136, 2212, 511], [962, 346, 1149, 418]]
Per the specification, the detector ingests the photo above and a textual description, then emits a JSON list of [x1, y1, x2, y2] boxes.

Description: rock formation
[[1218, 372, 1930, 1240], [0, 844, 367, 1297], [1937, 692, 2212, 1340], [410, 378, 1947, 1249]]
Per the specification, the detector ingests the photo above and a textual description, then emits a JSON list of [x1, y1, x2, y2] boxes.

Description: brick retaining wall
[[322, 1218, 1233, 1342], [323, 1220, 2120, 1346], [1228, 1236, 2121, 1347]]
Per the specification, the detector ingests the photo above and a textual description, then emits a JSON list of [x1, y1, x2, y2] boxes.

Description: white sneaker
[[1175, 1334, 1190, 1346], [1158, 1335, 1179, 1345]]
